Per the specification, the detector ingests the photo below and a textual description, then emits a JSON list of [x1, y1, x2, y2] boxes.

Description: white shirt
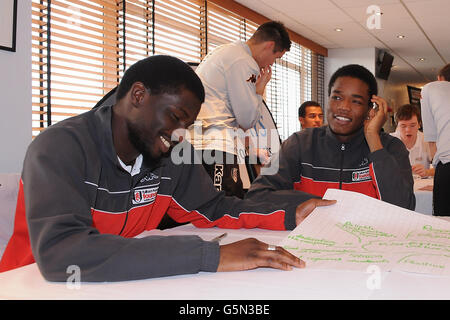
[[391, 130, 432, 169], [117, 154, 143, 176], [421, 81, 450, 165], [188, 41, 263, 155]]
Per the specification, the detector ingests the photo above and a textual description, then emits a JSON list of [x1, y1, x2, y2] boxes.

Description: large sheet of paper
[[279, 189, 450, 275]]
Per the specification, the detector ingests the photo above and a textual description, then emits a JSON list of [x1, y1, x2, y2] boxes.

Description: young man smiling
[[0, 55, 335, 280], [246, 64, 415, 210]]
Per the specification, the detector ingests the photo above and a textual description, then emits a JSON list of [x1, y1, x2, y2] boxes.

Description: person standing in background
[[421, 63, 450, 216], [189, 21, 291, 198]]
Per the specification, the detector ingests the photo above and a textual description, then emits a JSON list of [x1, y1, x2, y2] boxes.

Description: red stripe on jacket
[[294, 176, 380, 199], [0, 191, 172, 272], [0, 180, 33, 273], [0, 191, 286, 272], [166, 195, 286, 230]]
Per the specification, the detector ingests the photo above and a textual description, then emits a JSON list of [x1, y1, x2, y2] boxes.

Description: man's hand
[[364, 95, 389, 153], [217, 238, 305, 272], [295, 198, 337, 225], [255, 66, 272, 95], [412, 164, 434, 178], [412, 164, 427, 177], [257, 148, 271, 166]]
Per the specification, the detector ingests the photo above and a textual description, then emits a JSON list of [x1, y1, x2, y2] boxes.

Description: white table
[[1, 223, 449, 300], [414, 178, 434, 215]]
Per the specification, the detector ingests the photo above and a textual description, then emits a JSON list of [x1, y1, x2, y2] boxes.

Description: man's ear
[[129, 82, 147, 107], [265, 40, 275, 52], [299, 117, 305, 127]]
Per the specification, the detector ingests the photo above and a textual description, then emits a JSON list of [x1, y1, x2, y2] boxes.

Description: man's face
[[397, 115, 419, 146], [299, 106, 324, 129], [327, 76, 370, 142], [127, 87, 201, 164], [257, 41, 286, 68]]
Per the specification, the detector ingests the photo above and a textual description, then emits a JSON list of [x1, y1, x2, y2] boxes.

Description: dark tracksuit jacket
[[0, 105, 306, 281], [246, 126, 415, 211]]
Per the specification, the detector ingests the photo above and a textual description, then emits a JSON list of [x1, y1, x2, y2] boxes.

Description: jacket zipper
[[339, 143, 345, 189], [118, 176, 134, 236]]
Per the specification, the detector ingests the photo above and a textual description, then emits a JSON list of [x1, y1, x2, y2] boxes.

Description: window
[[266, 43, 314, 140], [32, 0, 120, 137], [31, 0, 325, 140]]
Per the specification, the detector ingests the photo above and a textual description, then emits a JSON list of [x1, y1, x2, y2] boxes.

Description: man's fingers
[[296, 198, 337, 225], [258, 245, 305, 270], [218, 238, 305, 272], [302, 198, 336, 212], [315, 199, 337, 207]]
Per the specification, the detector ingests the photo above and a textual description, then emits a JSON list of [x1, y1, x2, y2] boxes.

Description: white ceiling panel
[[234, 0, 448, 84]]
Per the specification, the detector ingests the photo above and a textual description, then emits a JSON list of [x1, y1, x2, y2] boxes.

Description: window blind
[[153, 0, 203, 64], [32, 0, 120, 137], [31, 0, 324, 140]]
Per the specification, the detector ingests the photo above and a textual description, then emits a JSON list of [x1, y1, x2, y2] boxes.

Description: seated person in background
[[298, 101, 324, 129], [246, 64, 415, 210], [390, 104, 434, 178], [0, 55, 336, 280]]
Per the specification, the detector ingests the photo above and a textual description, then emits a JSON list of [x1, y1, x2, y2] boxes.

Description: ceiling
[[235, 0, 450, 84]]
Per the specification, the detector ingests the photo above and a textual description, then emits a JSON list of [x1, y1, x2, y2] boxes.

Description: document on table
[[280, 189, 450, 275]]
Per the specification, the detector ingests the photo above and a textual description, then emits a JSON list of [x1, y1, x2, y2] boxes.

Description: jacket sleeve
[[165, 143, 300, 230], [420, 85, 437, 142], [226, 59, 262, 130], [369, 135, 416, 210], [244, 134, 319, 207], [24, 128, 219, 282]]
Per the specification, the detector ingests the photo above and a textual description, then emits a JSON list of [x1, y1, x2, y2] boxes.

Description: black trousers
[[157, 151, 244, 229], [433, 161, 450, 216], [201, 150, 245, 199]]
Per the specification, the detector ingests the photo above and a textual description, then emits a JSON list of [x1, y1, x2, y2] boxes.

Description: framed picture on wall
[[407, 85, 422, 109], [0, 0, 18, 52]]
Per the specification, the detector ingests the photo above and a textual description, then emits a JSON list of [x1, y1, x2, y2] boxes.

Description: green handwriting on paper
[[336, 221, 396, 243], [362, 240, 450, 253], [406, 225, 450, 240], [298, 248, 356, 254], [283, 218, 450, 273], [397, 253, 449, 269], [309, 257, 342, 262], [294, 248, 390, 265], [287, 234, 336, 246]]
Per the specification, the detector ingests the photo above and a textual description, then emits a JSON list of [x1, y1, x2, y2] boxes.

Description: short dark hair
[[116, 55, 205, 103], [438, 63, 450, 81], [395, 104, 421, 124], [328, 64, 378, 107], [249, 21, 291, 52], [298, 101, 321, 118]]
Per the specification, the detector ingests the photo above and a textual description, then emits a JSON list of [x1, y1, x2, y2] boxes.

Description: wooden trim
[[207, 0, 327, 56]]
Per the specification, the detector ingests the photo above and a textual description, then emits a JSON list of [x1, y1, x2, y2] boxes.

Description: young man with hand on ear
[[246, 64, 415, 211]]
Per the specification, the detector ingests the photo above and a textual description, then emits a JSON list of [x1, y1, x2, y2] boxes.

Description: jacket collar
[[325, 125, 366, 150]]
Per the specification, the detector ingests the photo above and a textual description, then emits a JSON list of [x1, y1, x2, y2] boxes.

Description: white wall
[[0, 0, 31, 173], [324, 47, 377, 97], [323, 47, 399, 130]]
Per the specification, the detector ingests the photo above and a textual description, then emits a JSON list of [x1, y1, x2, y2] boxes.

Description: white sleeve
[[225, 59, 263, 130], [421, 86, 437, 142]]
